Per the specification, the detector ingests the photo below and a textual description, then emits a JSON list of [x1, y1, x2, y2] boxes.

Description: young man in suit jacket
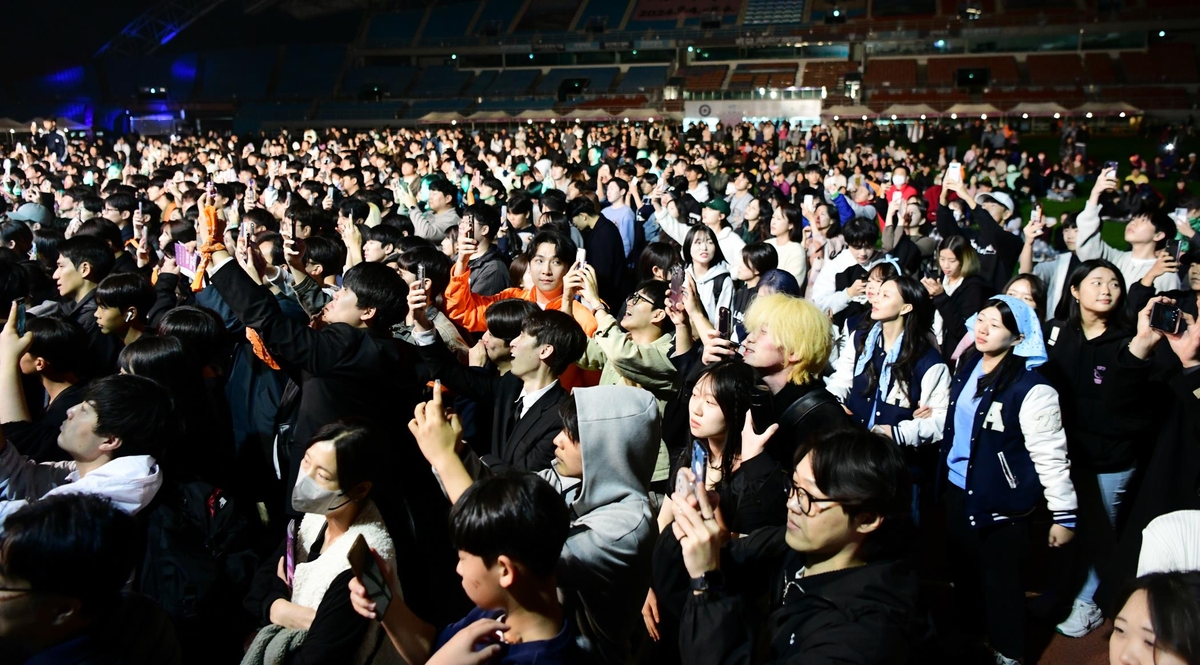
[[411, 290, 586, 473]]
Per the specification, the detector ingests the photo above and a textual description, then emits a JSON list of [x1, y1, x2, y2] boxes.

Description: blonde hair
[[743, 294, 831, 386]]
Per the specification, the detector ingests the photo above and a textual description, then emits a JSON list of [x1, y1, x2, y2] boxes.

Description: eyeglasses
[[785, 483, 843, 516], [625, 292, 654, 308]]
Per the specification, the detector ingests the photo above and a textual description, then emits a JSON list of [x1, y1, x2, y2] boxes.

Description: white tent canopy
[[881, 103, 939, 118], [944, 103, 1001, 116], [465, 111, 513, 122], [1073, 101, 1142, 115], [1009, 102, 1071, 117], [820, 104, 874, 118], [417, 111, 467, 124]]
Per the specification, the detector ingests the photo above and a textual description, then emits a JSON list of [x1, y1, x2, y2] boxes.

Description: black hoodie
[[679, 527, 925, 665]]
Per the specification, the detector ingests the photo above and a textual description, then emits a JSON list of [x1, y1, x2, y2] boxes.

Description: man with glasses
[[670, 426, 925, 663], [0, 494, 181, 663]]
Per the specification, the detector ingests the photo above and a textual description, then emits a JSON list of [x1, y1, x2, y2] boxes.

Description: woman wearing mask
[[924, 235, 989, 363], [940, 296, 1077, 665], [244, 422, 400, 665], [1041, 259, 1141, 638], [766, 201, 808, 285]]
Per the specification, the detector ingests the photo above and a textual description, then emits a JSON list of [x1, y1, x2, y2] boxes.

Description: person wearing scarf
[[938, 295, 1078, 665]]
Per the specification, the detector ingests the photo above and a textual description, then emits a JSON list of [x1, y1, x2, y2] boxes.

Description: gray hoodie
[[538, 385, 659, 665]]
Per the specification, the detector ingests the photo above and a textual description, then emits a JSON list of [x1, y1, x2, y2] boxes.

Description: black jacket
[[467, 245, 510, 297], [678, 527, 924, 665], [62, 290, 122, 377], [416, 334, 567, 472], [930, 274, 989, 363], [935, 203, 1022, 295], [1041, 320, 1142, 471], [582, 216, 627, 308]]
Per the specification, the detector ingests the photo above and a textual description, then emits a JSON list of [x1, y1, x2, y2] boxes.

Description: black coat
[[678, 527, 925, 665], [416, 334, 567, 472], [583, 216, 627, 308], [931, 275, 989, 364]]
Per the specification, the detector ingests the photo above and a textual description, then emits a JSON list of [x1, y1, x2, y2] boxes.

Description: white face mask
[[892, 174, 907, 186], [952, 209, 965, 222]]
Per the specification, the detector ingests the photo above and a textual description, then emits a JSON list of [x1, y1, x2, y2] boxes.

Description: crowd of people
[[1, 115, 1200, 665]]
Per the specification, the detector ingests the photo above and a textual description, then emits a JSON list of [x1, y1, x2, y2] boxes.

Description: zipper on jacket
[[997, 451, 1018, 489]]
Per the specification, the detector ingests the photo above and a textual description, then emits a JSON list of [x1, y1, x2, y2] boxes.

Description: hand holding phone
[[348, 534, 393, 620], [667, 265, 685, 309], [717, 306, 733, 340], [674, 441, 708, 501], [1150, 301, 1182, 335], [575, 248, 587, 269], [14, 298, 26, 337]]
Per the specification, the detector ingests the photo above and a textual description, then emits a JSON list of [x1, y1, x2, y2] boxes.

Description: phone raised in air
[[347, 534, 393, 620], [1149, 301, 1182, 335], [667, 265, 685, 309], [1165, 238, 1185, 263], [15, 298, 26, 336], [1104, 161, 1120, 179], [718, 306, 733, 339]]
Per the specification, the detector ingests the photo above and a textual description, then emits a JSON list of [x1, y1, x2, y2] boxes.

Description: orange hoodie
[[443, 269, 598, 337]]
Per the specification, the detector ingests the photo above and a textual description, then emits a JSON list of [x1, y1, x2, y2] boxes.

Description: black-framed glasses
[[625, 292, 654, 308], [0, 586, 34, 600], [785, 483, 842, 516]]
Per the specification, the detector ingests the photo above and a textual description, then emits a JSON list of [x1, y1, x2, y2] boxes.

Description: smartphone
[[575, 248, 587, 268], [689, 440, 708, 494], [891, 190, 902, 204], [241, 219, 255, 242], [946, 162, 962, 183], [1029, 205, 1042, 225], [748, 383, 774, 435], [14, 298, 26, 336], [1149, 301, 1182, 335], [1165, 238, 1185, 262], [1104, 161, 1120, 179], [416, 264, 426, 286], [463, 222, 473, 240], [348, 534, 393, 620], [284, 519, 297, 587], [718, 306, 733, 339], [803, 194, 814, 210], [1176, 207, 1190, 225], [667, 265, 685, 308]]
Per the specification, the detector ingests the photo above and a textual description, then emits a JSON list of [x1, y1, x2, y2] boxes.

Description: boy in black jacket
[[672, 427, 924, 664]]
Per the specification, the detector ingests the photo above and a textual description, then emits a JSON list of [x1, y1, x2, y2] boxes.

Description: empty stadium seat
[[482, 69, 540, 96], [365, 10, 424, 48], [201, 49, 274, 100], [745, 0, 806, 25], [474, 0, 523, 35], [926, 56, 1019, 86], [420, 1, 478, 42], [342, 66, 419, 98], [274, 45, 345, 99], [1027, 54, 1085, 86], [614, 66, 669, 93], [409, 66, 474, 98], [677, 65, 728, 91], [576, 0, 633, 31], [537, 68, 619, 96], [863, 59, 917, 88]]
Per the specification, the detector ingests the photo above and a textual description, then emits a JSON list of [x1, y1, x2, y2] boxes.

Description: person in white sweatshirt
[[1075, 169, 1181, 294], [0, 310, 171, 529]]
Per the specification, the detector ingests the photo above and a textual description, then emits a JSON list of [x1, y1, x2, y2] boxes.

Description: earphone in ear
[[125, 311, 135, 323]]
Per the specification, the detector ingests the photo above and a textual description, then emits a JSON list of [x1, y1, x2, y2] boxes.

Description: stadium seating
[[342, 66, 419, 98], [677, 66, 728, 92], [536, 68, 619, 96], [744, 0, 807, 25], [614, 66, 669, 93], [201, 49, 274, 100], [926, 56, 1019, 86], [1027, 54, 1085, 86], [409, 66, 474, 98], [479, 69, 540, 96], [474, 97, 557, 112], [800, 61, 860, 90], [1120, 43, 1198, 84], [474, 0, 523, 35], [315, 101, 406, 121], [863, 59, 917, 88], [274, 45, 345, 99], [576, 0, 633, 32], [364, 9, 425, 48], [420, 1, 477, 42], [1084, 53, 1116, 85]]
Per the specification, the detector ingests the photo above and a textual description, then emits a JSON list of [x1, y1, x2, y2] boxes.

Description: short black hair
[[81, 374, 176, 459], [0, 256, 29, 314], [428, 178, 458, 201], [450, 471, 570, 578], [522, 309, 587, 376], [530, 230, 577, 265], [0, 221, 33, 254], [305, 420, 386, 496], [26, 315, 88, 375], [485, 299, 540, 343], [0, 494, 139, 615], [398, 245, 452, 298], [245, 207, 278, 234], [76, 218, 125, 253], [94, 273, 155, 323], [342, 262, 409, 330], [793, 427, 911, 561], [842, 217, 880, 249], [363, 224, 405, 253], [302, 236, 346, 278], [156, 305, 229, 372], [742, 242, 779, 276], [635, 278, 670, 310], [338, 198, 370, 224], [104, 192, 137, 216], [58, 236, 116, 283], [607, 176, 629, 195], [1117, 572, 1200, 663], [464, 203, 501, 241]]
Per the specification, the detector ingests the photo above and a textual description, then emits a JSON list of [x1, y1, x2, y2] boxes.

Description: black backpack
[[139, 481, 262, 663]]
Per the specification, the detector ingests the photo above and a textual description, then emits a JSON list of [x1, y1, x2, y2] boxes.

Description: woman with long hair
[[683, 225, 733, 327], [767, 201, 808, 286], [1110, 572, 1200, 665], [1042, 259, 1141, 638], [737, 196, 772, 245], [924, 234, 990, 363], [828, 274, 949, 448], [940, 296, 1077, 665]]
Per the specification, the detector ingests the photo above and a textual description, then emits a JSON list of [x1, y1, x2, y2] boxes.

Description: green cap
[[513, 163, 530, 175], [705, 198, 730, 216]]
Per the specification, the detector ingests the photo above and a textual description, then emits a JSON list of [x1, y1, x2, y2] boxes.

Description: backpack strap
[[779, 388, 839, 432]]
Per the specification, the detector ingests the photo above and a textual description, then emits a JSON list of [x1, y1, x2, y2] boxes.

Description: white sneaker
[[1056, 599, 1104, 637], [993, 651, 1021, 665]]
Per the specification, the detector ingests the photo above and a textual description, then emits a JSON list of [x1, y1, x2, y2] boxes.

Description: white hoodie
[[0, 443, 162, 530]]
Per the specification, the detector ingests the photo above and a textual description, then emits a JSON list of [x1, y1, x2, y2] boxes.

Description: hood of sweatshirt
[[690, 260, 731, 286], [59, 455, 163, 515], [571, 385, 659, 520]]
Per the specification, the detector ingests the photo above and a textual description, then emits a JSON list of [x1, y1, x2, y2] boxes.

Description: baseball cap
[[705, 199, 730, 217], [976, 191, 1014, 212], [8, 203, 52, 226]]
